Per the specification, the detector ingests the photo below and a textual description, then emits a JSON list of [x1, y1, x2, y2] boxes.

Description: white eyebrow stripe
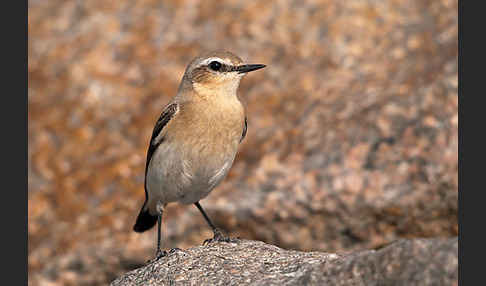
[[198, 57, 232, 67]]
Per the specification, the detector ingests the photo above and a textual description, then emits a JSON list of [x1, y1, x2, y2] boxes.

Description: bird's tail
[[133, 204, 158, 232]]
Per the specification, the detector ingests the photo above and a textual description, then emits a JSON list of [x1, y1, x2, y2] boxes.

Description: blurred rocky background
[[28, 0, 458, 285]]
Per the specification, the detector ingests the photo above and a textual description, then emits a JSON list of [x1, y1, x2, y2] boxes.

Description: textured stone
[[111, 238, 458, 286]]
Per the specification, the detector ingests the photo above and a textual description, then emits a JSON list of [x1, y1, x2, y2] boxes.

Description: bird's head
[[179, 51, 265, 97]]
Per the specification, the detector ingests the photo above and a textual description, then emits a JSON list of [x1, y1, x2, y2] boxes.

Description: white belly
[[145, 141, 237, 212]]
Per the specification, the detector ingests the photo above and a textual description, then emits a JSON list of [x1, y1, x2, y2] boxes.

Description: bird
[[133, 50, 265, 258]]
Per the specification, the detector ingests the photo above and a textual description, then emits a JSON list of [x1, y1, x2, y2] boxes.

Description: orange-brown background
[[28, 0, 458, 285]]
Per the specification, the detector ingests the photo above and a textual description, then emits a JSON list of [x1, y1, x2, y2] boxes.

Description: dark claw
[[168, 247, 182, 254], [155, 249, 168, 259], [203, 229, 240, 245], [146, 249, 168, 263]]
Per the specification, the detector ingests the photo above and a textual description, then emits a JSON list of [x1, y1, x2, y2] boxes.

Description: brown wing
[[240, 116, 247, 143], [143, 103, 178, 200]]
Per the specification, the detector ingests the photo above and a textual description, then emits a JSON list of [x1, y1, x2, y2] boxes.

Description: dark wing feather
[[240, 116, 247, 143], [143, 103, 178, 200]]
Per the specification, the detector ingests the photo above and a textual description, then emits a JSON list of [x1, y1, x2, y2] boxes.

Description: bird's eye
[[209, 61, 222, 71]]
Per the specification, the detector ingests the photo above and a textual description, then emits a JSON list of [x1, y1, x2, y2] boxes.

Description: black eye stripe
[[220, 64, 232, 72]]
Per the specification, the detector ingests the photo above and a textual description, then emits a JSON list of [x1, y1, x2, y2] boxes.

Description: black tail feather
[[133, 205, 158, 232]]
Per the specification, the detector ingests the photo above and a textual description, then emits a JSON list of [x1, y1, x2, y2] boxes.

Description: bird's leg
[[155, 207, 167, 259], [194, 202, 237, 244]]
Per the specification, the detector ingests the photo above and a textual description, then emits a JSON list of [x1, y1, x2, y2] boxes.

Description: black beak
[[234, 64, 266, 74]]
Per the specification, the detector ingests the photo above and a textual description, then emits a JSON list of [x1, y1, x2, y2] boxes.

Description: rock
[[111, 238, 458, 286]]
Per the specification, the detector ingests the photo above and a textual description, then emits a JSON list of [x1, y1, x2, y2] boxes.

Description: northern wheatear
[[133, 51, 265, 258]]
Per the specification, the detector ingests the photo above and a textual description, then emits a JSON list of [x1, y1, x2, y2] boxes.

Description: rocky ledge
[[111, 237, 457, 286]]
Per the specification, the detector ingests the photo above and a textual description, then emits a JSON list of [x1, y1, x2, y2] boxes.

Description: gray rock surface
[[111, 237, 458, 286]]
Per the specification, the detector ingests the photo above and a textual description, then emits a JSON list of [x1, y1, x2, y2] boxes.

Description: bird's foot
[[155, 249, 168, 260], [203, 229, 239, 245], [148, 248, 183, 262], [168, 247, 183, 254], [146, 249, 168, 263]]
